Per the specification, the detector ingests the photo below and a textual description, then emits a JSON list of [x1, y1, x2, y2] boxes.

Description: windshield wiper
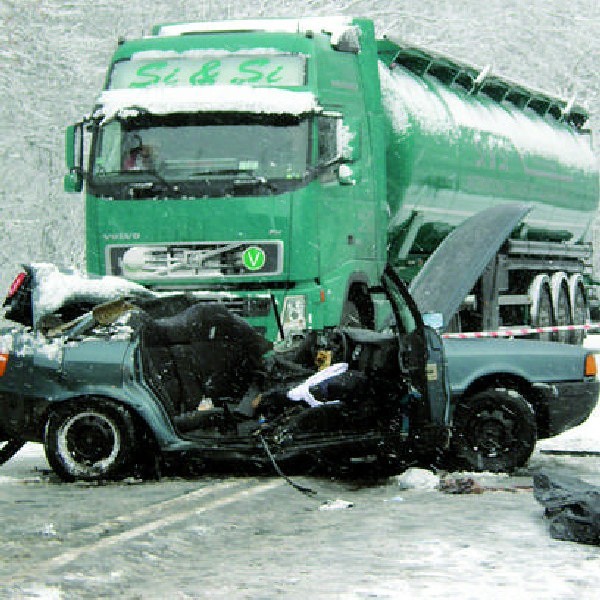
[[230, 175, 278, 194], [127, 166, 182, 198], [190, 168, 254, 177]]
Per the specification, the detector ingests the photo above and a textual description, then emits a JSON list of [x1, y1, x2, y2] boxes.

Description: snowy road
[[1, 336, 599, 600], [0, 444, 599, 599]]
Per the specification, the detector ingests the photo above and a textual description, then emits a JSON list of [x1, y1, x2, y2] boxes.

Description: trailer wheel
[[551, 273, 571, 344], [44, 399, 137, 482], [452, 388, 536, 473], [569, 275, 589, 345], [529, 275, 553, 341]]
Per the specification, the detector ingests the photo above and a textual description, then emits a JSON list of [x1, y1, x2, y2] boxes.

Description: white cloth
[[287, 362, 348, 407]]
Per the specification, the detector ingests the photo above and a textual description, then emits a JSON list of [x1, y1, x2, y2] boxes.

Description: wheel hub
[[469, 409, 515, 456], [58, 411, 120, 470]]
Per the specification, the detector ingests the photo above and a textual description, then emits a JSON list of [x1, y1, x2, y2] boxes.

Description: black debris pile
[[534, 470, 600, 546]]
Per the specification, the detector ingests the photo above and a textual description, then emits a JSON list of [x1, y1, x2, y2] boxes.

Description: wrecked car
[[0, 205, 598, 481], [0, 265, 450, 481]]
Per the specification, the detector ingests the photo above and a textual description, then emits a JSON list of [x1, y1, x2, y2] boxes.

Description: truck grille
[[106, 241, 283, 281]]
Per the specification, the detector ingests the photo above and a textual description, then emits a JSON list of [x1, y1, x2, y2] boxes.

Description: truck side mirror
[[64, 123, 84, 193]]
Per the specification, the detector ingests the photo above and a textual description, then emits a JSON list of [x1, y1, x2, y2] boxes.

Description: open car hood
[[408, 203, 531, 330]]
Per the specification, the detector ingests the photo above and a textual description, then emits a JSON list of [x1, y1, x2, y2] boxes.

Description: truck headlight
[[281, 295, 307, 338]]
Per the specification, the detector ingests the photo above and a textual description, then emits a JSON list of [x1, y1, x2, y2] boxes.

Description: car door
[[382, 266, 449, 426]]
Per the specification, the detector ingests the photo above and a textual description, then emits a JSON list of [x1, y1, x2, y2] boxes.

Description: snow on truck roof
[[378, 63, 597, 173], [382, 37, 590, 128], [151, 16, 354, 45], [94, 86, 321, 123]]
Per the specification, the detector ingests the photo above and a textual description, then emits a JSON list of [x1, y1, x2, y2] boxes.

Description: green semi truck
[[64, 16, 599, 341]]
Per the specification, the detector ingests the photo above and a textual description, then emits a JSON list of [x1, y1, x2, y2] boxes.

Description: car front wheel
[[452, 388, 537, 472], [44, 399, 136, 482]]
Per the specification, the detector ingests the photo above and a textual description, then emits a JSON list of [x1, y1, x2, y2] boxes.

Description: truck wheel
[[341, 289, 374, 329], [452, 388, 536, 472], [340, 299, 362, 328], [44, 399, 137, 482], [0, 438, 25, 465]]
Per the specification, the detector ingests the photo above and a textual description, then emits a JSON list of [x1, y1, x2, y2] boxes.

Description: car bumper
[[534, 379, 600, 438]]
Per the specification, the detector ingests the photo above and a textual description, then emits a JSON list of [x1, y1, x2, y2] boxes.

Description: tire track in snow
[[4, 478, 283, 585]]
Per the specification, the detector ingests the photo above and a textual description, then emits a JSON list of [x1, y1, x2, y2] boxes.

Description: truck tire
[[569, 275, 589, 345], [44, 399, 137, 482], [340, 299, 362, 328], [452, 388, 536, 473], [341, 289, 374, 330]]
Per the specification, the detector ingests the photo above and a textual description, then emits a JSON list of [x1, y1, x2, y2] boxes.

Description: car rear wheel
[[452, 388, 536, 472], [44, 399, 137, 482]]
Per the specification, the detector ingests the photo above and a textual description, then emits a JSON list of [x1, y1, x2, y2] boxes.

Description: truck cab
[[65, 17, 388, 340]]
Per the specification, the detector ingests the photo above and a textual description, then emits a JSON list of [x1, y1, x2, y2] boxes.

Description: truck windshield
[[89, 113, 311, 197]]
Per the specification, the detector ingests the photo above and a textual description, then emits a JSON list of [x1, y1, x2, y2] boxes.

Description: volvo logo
[[242, 246, 266, 271]]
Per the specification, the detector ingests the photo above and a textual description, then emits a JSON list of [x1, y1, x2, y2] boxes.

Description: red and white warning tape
[[442, 323, 600, 339]]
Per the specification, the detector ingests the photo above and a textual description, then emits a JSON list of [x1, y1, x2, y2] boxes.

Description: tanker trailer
[[376, 38, 599, 342]]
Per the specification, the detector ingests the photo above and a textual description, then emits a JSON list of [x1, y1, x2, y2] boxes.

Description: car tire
[[44, 399, 137, 482], [451, 388, 536, 473]]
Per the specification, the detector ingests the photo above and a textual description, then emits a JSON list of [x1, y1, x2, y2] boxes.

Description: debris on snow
[[395, 468, 439, 491], [534, 470, 600, 546], [439, 476, 484, 495], [319, 498, 354, 511]]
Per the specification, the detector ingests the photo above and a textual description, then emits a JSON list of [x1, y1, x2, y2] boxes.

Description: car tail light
[[6, 272, 27, 299], [0, 353, 8, 377], [584, 353, 597, 378]]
